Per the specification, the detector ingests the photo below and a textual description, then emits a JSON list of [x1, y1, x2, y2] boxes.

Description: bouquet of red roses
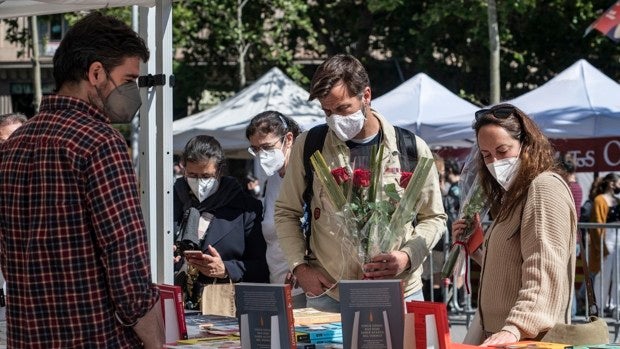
[[310, 144, 434, 268]]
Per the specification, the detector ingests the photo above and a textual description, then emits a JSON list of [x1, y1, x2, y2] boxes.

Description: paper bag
[[201, 280, 236, 317]]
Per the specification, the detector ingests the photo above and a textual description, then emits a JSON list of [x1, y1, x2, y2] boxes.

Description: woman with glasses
[[173, 135, 269, 310], [452, 103, 577, 345], [245, 111, 306, 308]]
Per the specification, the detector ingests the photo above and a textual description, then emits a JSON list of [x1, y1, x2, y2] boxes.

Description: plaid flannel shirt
[[0, 95, 158, 348]]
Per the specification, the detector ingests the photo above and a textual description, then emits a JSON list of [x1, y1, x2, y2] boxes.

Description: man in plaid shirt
[[0, 12, 164, 348]]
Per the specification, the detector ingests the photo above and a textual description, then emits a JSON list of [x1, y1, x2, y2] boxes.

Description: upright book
[[339, 279, 405, 349], [405, 300, 451, 349], [235, 283, 296, 349], [156, 284, 188, 342]]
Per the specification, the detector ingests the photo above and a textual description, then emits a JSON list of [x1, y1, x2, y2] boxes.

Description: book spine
[[296, 333, 311, 343], [174, 286, 188, 340], [284, 284, 297, 349]]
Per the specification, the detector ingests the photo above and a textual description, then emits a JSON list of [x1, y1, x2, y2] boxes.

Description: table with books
[[164, 308, 345, 349]]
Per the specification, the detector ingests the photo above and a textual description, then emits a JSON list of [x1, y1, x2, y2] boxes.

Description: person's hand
[[451, 217, 468, 243], [293, 264, 334, 296], [363, 251, 410, 279], [481, 330, 518, 346], [185, 245, 227, 278], [172, 245, 181, 263], [451, 213, 482, 242]]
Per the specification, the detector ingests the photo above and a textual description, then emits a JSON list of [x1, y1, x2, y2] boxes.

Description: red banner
[[551, 137, 620, 172], [435, 136, 620, 173]]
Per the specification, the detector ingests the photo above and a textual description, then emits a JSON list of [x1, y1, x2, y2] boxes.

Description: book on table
[[235, 283, 296, 349], [406, 300, 451, 349], [339, 279, 405, 349], [156, 284, 188, 343]]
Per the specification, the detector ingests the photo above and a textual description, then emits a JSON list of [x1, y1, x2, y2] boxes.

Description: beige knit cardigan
[[478, 172, 577, 340]]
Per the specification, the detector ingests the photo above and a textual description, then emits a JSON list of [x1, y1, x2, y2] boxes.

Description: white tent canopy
[[173, 67, 325, 157], [507, 59, 620, 139], [372, 72, 479, 147], [0, 0, 156, 18]]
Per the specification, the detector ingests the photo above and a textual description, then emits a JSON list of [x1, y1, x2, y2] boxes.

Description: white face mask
[[326, 109, 366, 142], [186, 177, 219, 202], [486, 157, 520, 191], [258, 148, 285, 177]]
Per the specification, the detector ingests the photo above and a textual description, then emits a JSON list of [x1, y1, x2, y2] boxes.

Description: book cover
[[295, 323, 343, 341], [156, 284, 188, 342], [235, 283, 296, 349], [339, 279, 405, 349], [405, 301, 451, 349]]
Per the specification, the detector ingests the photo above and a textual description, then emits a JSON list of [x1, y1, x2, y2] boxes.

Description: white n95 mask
[[486, 157, 520, 191], [258, 148, 285, 177], [326, 109, 365, 141], [186, 177, 218, 202]]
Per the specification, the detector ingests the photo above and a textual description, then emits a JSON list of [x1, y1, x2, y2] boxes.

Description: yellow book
[[491, 341, 572, 349], [293, 307, 342, 326]]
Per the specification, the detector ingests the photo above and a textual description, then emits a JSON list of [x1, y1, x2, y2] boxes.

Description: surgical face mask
[[486, 156, 521, 191], [186, 177, 219, 202], [326, 108, 366, 142], [104, 81, 142, 123], [257, 148, 285, 177]]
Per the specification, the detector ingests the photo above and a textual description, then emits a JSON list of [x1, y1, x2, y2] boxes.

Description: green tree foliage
[[364, 0, 619, 104], [172, 0, 316, 116]]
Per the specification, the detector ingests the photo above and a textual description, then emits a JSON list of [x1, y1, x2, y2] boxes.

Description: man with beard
[[0, 12, 163, 348]]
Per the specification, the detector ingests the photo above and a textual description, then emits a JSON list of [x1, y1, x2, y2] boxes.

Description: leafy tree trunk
[[236, 0, 250, 87], [487, 0, 500, 104], [31, 16, 42, 113]]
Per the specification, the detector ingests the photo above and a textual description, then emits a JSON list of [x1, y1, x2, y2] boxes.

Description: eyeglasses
[[247, 136, 283, 157], [474, 106, 516, 121], [185, 172, 218, 180]]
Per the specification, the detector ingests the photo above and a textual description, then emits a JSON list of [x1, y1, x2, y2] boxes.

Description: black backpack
[[300, 124, 418, 260]]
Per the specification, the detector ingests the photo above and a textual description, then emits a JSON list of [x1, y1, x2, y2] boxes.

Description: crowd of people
[[0, 10, 618, 348]]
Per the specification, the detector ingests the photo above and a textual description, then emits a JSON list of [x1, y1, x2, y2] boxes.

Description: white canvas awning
[[173, 67, 325, 157], [0, 0, 156, 18], [372, 73, 479, 147]]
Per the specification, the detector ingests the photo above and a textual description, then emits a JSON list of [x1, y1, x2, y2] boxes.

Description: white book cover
[[240, 313, 250, 349], [425, 314, 439, 349], [163, 298, 180, 343], [270, 315, 280, 349]]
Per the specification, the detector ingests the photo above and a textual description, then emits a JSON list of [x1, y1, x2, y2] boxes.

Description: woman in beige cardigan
[[453, 104, 577, 346]]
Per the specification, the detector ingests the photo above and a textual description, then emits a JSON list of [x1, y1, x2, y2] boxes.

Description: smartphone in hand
[[183, 250, 203, 259]]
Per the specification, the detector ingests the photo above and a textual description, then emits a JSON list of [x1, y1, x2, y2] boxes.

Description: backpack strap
[[302, 124, 329, 260], [394, 125, 418, 173]]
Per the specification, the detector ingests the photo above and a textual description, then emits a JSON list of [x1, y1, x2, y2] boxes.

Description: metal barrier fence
[[424, 221, 620, 339]]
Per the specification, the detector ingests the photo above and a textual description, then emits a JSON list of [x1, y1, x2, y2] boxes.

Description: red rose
[[353, 169, 371, 187], [331, 167, 350, 185], [399, 171, 413, 188]]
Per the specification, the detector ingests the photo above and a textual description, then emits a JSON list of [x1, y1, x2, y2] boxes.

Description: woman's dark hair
[[53, 12, 149, 91], [473, 103, 562, 222], [181, 135, 226, 172], [596, 172, 620, 196], [245, 110, 301, 140], [308, 54, 369, 101]]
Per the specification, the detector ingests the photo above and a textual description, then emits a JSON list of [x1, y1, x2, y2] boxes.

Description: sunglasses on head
[[475, 106, 516, 121]]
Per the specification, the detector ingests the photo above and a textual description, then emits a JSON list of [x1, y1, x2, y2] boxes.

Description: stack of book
[[295, 322, 343, 345]]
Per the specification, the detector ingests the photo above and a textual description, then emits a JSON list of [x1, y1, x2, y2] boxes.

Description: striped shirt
[[0, 95, 158, 348]]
